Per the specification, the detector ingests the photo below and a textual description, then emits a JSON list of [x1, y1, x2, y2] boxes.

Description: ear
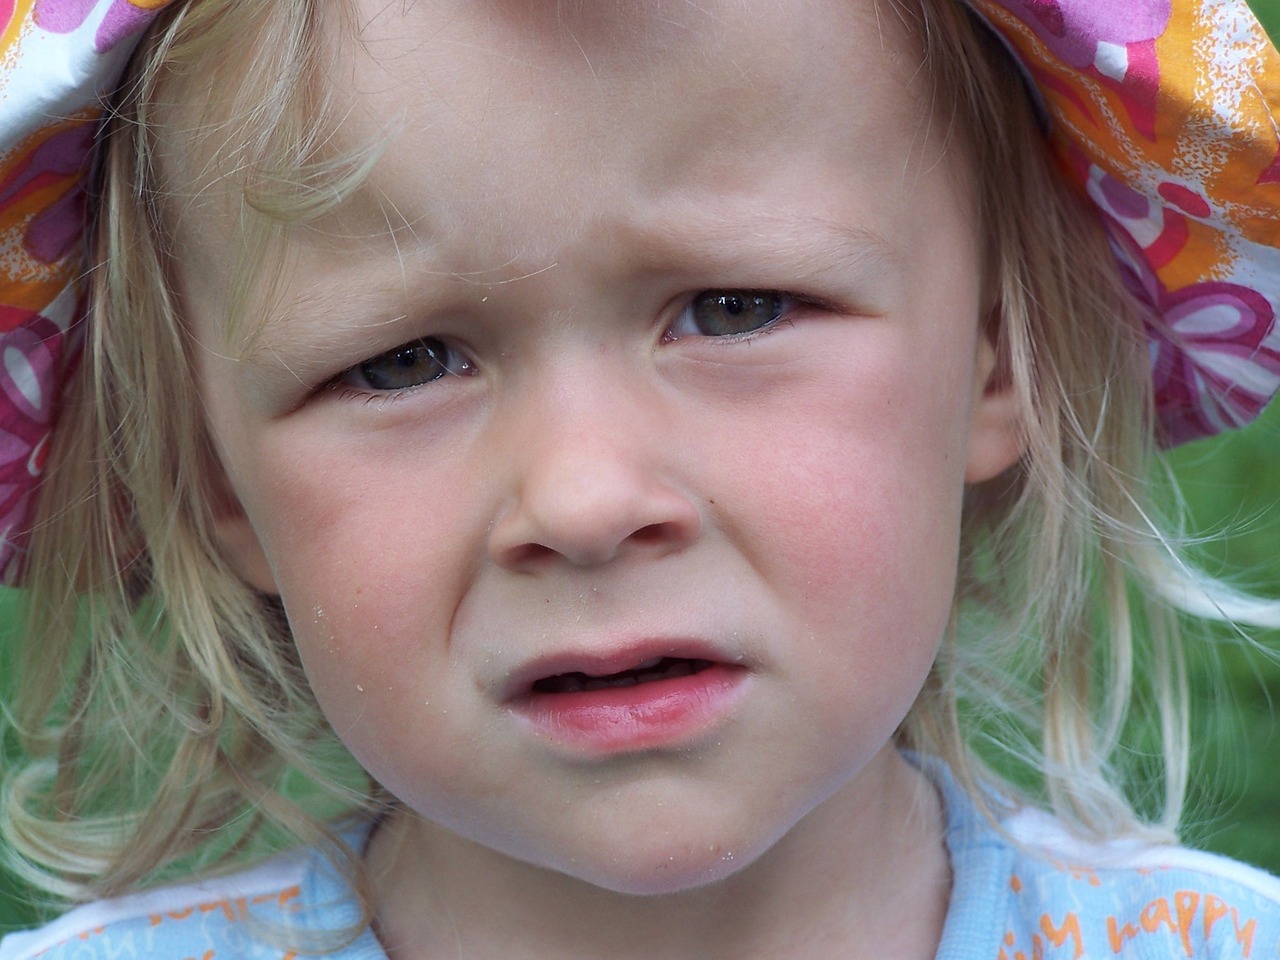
[[965, 323, 1026, 484], [205, 457, 280, 595]]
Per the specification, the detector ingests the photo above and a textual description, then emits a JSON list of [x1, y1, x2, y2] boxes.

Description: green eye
[[670, 290, 792, 339], [349, 337, 473, 391]]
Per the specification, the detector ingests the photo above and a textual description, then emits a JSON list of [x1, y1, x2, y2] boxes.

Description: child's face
[[181, 0, 1020, 894]]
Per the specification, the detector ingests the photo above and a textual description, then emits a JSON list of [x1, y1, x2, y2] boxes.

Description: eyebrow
[[242, 281, 417, 378], [642, 210, 903, 285], [238, 205, 903, 380]]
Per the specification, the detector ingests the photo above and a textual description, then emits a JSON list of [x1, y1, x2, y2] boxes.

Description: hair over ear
[[205, 458, 279, 595], [965, 327, 1025, 484]]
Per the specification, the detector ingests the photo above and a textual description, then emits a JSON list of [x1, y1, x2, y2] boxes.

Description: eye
[[342, 337, 475, 391], [665, 290, 794, 340]]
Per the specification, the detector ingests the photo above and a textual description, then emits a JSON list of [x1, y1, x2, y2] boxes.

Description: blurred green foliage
[[1, 596, 33, 931], [1168, 402, 1280, 871], [1254, 0, 1280, 43]]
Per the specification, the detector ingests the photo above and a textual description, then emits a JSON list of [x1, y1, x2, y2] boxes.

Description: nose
[[487, 380, 702, 569]]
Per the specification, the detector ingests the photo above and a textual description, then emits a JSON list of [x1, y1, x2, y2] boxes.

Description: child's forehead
[[354, 0, 924, 105], [160, 0, 957, 322], [328, 0, 929, 161], [163, 0, 934, 196], [340, 0, 904, 73]]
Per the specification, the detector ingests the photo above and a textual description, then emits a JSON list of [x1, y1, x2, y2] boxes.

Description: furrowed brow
[[646, 210, 903, 282]]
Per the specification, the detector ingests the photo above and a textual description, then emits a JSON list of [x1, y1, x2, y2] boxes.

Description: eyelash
[[330, 336, 475, 399], [328, 288, 816, 399], [663, 289, 802, 343], [328, 385, 421, 406]]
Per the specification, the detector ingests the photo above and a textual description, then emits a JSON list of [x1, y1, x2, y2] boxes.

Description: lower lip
[[513, 664, 748, 753]]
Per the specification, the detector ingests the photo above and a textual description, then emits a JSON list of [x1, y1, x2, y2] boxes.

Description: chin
[[536, 824, 771, 897], [567, 854, 751, 897]]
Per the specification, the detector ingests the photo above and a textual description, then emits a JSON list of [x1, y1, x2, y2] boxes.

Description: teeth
[[538, 674, 580, 694], [636, 659, 693, 684], [583, 674, 638, 692], [532, 657, 714, 695]]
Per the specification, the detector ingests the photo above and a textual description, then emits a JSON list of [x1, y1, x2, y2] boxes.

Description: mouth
[[509, 648, 748, 754], [530, 657, 716, 694]]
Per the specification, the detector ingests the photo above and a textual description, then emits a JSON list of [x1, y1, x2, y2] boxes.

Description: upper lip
[[500, 637, 737, 703]]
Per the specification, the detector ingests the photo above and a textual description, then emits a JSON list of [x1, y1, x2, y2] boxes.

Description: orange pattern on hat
[[0, 1, 36, 57], [968, 0, 1280, 442], [0, 111, 98, 324], [970, 0, 1280, 296]]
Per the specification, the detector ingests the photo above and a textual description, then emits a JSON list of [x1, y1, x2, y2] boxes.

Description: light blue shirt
[[4, 765, 1278, 958]]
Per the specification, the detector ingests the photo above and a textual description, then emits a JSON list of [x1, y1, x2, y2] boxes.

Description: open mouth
[[511, 651, 748, 752], [531, 657, 716, 694]]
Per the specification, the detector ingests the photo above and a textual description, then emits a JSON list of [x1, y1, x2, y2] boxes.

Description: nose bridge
[[488, 357, 700, 568], [524, 368, 640, 500], [547, 349, 647, 440]]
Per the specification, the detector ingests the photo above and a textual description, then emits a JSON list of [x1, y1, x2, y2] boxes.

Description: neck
[[366, 751, 952, 960]]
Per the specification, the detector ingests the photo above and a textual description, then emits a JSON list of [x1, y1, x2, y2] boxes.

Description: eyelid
[[663, 289, 813, 342], [331, 336, 476, 396]]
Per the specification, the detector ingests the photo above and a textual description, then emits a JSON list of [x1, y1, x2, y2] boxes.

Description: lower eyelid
[[329, 384, 410, 405], [719, 316, 795, 344], [326, 361, 477, 408]]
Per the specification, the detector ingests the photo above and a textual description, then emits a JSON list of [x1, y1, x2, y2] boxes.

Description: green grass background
[[3, 0, 1280, 934], [1167, 399, 1280, 869]]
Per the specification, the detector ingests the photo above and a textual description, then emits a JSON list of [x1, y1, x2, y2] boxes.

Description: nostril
[[500, 542, 559, 568], [631, 522, 673, 545]]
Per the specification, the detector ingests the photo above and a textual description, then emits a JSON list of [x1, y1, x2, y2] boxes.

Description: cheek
[[234, 437, 483, 725], [714, 360, 971, 628], [719, 403, 965, 761], [697, 354, 975, 759]]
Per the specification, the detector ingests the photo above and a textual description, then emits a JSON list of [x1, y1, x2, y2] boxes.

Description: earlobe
[[965, 332, 1026, 484], [205, 459, 280, 595], [212, 508, 280, 595]]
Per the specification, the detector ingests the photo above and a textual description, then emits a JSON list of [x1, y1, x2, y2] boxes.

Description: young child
[[1, 0, 1279, 956]]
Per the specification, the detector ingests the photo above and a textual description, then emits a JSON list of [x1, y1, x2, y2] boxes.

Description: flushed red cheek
[[252, 450, 478, 602], [714, 433, 962, 687], [729, 438, 951, 586]]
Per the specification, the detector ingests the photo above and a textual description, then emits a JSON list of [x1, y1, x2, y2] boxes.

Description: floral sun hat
[[2, 0, 1279, 583]]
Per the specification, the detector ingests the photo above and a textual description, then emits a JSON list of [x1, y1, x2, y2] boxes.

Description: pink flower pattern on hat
[[0, 119, 94, 580], [1152, 284, 1280, 442], [971, 0, 1280, 443], [35, 0, 161, 52], [997, 0, 1171, 140], [0, 311, 64, 580], [1, 0, 172, 581], [1082, 158, 1280, 439], [1109, 220, 1280, 443], [1000, 0, 1171, 68], [3, 122, 96, 264]]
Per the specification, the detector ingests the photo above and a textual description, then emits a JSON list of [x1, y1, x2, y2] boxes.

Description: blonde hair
[[892, 1, 1189, 841], [3, 0, 377, 906], [0, 0, 1200, 918]]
